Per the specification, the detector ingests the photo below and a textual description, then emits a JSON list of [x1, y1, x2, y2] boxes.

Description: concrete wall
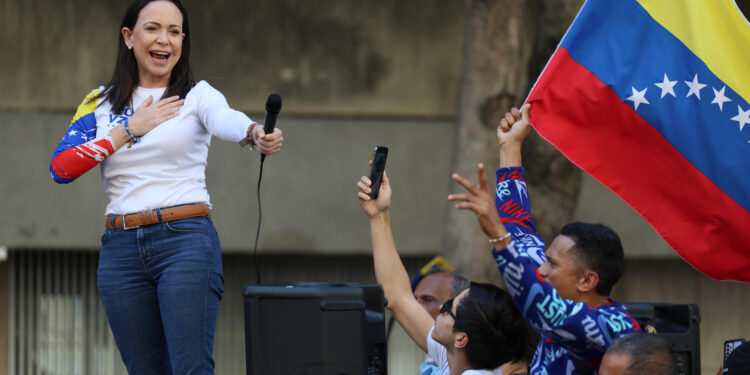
[[574, 174, 674, 258], [1, 113, 455, 254], [0, 110, 682, 258], [0, 0, 678, 259], [0, 0, 464, 117], [0, 0, 464, 255]]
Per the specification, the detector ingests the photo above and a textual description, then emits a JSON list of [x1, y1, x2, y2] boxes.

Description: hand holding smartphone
[[725, 338, 745, 364], [368, 146, 388, 199]]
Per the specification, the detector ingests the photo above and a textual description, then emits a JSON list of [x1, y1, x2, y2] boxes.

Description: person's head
[[599, 333, 674, 375], [413, 268, 470, 319], [432, 282, 529, 370], [100, 0, 194, 114], [723, 341, 750, 375], [538, 222, 624, 301]]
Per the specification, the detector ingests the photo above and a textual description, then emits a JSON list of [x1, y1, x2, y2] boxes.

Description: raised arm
[[357, 171, 434, 352], [493, 105, 542, 240], [497, 104, 530, 168], [450, 104, 639, 362]]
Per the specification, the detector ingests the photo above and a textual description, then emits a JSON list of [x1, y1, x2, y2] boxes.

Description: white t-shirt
[[94, 81, 252, 215], [424, 327, 503, 375]]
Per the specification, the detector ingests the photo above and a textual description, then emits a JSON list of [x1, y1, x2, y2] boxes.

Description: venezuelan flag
[[50, 89, 100, 183], [526, 0, 750, 281]]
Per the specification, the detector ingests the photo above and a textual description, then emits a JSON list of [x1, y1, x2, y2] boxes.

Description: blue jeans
[[98, 216, 223, 375]]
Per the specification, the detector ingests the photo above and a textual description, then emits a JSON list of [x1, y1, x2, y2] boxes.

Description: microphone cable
[[252, 157, 265, 285], [246, 93, 281, 285]]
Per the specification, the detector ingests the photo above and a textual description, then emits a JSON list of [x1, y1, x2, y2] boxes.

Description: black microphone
[[260, 93, 282, 161], [240, 94, 282, 162]]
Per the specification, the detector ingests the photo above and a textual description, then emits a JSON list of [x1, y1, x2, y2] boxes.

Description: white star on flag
[[685, 74, 707, 100], [731, 105, 750, 132], [626, 87, 649, 111], [654, 73, 677, 98], [711, 86, 731, 112], [67, 130, 78, 136]]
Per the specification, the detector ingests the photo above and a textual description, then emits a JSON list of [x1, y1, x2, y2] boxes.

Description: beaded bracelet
[[488, 232, 512, 244], [123, 119, 140, 147]]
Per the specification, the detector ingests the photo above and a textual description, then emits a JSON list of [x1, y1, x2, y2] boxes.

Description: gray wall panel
[[2, 113, 455, 255], [574, 173, 675, 258], [0, 0, 464, 117]]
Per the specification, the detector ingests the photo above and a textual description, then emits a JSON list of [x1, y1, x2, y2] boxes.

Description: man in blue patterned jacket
[[448, 104, 640, 374]]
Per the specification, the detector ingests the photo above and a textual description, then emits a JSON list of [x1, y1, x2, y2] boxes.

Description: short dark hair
[[454, 282, 529, 369], [560, 221, 624, 296], [423, 267, 471, 298], [607, 333, 675, 375], [96, 0, 195, 114]]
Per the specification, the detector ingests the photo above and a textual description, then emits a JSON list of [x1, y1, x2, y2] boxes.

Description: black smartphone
[[368, 146, 388, 199], [725, 338, 745, 363]]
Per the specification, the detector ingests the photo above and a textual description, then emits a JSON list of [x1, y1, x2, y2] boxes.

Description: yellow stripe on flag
[[638, 0, 750, 102], [70, 88, 101, 124]]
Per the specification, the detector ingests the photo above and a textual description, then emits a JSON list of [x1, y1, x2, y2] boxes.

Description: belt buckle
[[122, 214, 139, 230]]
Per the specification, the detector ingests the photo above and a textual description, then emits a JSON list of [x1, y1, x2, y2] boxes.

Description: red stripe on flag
[[527, 47, 750, 282], [50, 138, 114, 181]]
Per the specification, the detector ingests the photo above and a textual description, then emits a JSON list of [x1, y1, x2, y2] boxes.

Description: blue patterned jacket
[[492, 167, 640, 375]]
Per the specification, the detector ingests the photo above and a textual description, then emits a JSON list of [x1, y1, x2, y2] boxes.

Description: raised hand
[[127, 95, 184, 137], [448, 163, 508, 243], [497, 103, 531, 148], [357, 169, 392, 219]]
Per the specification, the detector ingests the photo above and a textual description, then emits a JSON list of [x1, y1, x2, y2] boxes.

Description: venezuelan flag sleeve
[[50, 89, 115, 183], [526, 0, 750, 282]]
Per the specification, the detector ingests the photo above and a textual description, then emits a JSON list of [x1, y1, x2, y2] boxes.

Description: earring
[[127, 45, 132, 50]]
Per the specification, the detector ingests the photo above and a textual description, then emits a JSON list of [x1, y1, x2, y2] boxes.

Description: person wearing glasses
[[357, 171, 530, 375], [409, 260, 470, 375]]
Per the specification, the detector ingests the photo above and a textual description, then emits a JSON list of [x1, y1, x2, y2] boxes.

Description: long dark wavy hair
[[95, 0, 195, 114]]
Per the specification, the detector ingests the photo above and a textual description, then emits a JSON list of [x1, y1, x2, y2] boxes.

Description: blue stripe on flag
[[560, 0, 750, 213], [52, 112, 98, 159]]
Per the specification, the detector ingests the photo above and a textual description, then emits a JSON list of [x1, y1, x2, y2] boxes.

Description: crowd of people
[[356, 104, 705, 375]]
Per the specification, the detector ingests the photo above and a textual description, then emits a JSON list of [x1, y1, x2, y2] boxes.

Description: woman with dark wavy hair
[[49, 0, 283, 373]]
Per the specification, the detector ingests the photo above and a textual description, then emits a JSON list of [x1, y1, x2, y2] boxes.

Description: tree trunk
[[443, 0, 583, 284]]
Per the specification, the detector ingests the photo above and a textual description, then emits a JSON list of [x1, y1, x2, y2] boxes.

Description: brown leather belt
[[105, 203, 210, 230]]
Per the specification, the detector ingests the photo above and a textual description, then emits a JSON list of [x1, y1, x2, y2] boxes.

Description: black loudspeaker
[[243, 282, 387, 375], [624, 303, 701, 375]]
